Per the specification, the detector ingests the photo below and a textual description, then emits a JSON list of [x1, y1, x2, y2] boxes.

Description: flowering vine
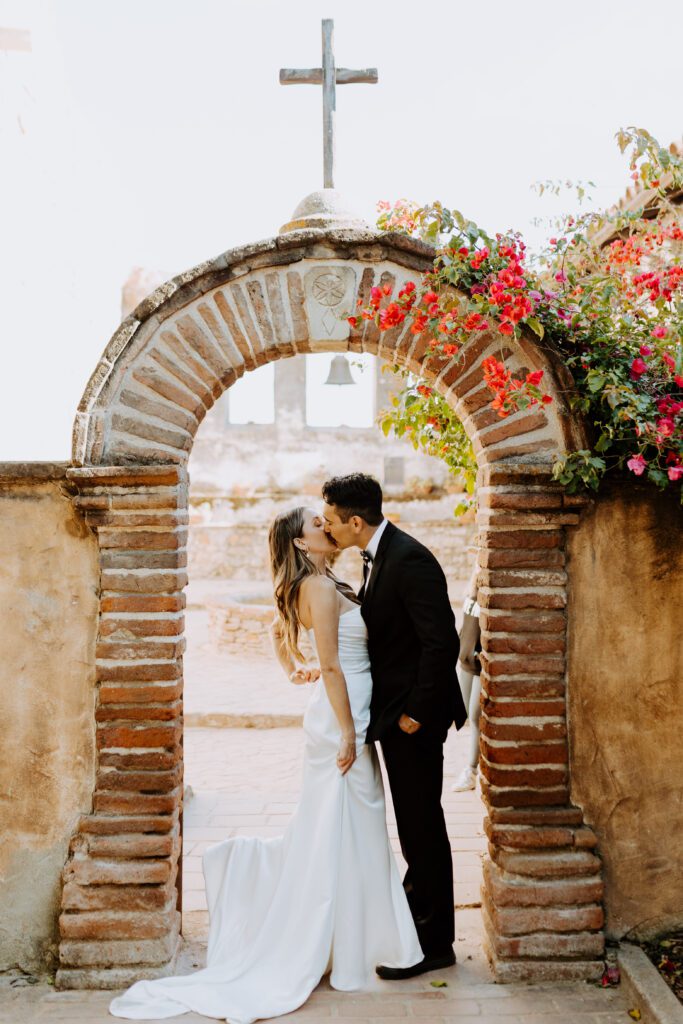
[[353, 128, 683, 503]]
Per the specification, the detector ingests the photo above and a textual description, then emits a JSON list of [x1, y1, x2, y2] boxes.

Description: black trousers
[[380, 723, 454, 955]]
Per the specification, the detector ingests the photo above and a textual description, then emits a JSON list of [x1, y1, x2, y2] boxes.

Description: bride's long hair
[[268, 507, 359, 662]]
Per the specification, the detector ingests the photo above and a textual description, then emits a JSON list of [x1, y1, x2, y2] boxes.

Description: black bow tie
[[361, 549, 373, 564]]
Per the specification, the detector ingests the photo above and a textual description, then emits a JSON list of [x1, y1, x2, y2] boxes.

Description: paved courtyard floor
[[1, 725, 632, 1023]]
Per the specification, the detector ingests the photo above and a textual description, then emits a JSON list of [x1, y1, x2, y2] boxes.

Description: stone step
[[490, 846, 603, 878], [484, 819, 598, 850], [488, 806, 584, 826], [483, 858, 604, 907], [60, 907, 178, 942], [78, 811, 178, 834]]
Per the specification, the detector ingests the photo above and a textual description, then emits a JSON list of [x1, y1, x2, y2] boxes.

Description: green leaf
[[527, 317, 545, 339], [430, 980, 448, 988]]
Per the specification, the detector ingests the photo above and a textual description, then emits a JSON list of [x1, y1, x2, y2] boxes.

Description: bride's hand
[[336, 734, 357, 775], [289, 666, 320, 685]]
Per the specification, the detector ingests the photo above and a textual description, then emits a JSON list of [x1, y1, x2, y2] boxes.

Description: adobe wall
[[566, 482, 683, 939], [0, 465, 99, 973]]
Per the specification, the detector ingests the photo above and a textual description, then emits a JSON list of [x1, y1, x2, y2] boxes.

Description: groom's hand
[[398, 714, 421, 734]]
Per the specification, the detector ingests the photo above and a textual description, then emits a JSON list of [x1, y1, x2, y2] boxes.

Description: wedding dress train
[[109, 605, 423, 1023]]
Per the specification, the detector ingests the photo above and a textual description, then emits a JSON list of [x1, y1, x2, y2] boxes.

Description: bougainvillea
[[354, 128, 683, 504]]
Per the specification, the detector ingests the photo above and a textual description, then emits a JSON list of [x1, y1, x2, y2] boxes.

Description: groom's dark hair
[[322, 473, 383, 525]]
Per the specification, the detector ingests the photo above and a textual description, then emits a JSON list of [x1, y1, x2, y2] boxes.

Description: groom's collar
[[364, 517, 388, 560]]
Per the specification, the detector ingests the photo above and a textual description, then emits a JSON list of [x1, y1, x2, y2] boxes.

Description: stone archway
[[58, 226, 605, 988]]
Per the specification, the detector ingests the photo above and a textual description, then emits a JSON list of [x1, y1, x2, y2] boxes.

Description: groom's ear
[[349, 515, 364, 535]]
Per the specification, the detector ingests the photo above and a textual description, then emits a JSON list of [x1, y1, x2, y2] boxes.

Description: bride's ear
[[293, 539, 308, 554]]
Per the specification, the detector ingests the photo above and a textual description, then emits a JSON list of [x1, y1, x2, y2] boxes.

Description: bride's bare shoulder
[[299, 574, 336, 600]]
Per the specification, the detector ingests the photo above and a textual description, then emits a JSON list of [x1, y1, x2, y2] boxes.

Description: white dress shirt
[[364, 517, 388, 566]]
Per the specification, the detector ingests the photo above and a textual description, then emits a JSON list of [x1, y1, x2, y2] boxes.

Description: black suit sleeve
[[397, 547, 460, 726]]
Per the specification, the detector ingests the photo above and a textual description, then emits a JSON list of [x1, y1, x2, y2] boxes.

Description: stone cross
[[280, 19, 378, 189]]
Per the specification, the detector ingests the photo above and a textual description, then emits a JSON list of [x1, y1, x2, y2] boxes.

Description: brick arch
[[59, 228, 605, 988]]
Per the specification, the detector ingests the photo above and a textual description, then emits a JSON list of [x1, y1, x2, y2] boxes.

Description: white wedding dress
[[109, 605, 423, 1023]]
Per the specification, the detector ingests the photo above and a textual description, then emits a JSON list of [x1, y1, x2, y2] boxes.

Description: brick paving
[[1, 723, 632, 1022]]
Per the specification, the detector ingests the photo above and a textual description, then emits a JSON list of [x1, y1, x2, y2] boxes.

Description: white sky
[[1, 0, 682, 460]]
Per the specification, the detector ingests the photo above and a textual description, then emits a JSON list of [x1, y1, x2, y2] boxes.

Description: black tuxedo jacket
[[359, 521, 467, 743]]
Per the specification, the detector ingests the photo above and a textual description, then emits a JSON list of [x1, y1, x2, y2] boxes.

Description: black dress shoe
[[375, 950, 456, 980]]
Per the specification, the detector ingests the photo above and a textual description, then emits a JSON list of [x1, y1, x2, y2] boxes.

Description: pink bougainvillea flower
[[656, 417, 675, 437], [627, 454, 647, 476], [529, 290, 542, 303], [526, 370, 544, 386], [630, 357, 647, 379], [667, 466, 683, 481], [555, 271, 567, 283], [675, 374, 683, 387], [651, 325, 668, 339], [639, 345, 653, 356], [662, 352, 676, 371]]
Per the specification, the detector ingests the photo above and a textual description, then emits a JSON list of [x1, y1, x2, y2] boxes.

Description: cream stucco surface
[[0, 475, 98, 973], [567, 483, 683, 939]]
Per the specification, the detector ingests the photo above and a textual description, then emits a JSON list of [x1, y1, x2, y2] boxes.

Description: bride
[[109, 506, 423, 1023]]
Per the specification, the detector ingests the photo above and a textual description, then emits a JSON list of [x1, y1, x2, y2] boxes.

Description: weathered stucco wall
[[0, 467, 98, 974], [567, 483, 683, 940]]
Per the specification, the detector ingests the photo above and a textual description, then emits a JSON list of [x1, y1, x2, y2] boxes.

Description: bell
[[324, 354, 355, 386]]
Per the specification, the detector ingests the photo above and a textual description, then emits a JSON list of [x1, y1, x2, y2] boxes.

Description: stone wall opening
[[58, 228, 604, 989]]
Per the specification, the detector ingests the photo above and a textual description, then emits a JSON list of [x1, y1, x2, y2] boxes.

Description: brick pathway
[[1, 724, 632, 1022]]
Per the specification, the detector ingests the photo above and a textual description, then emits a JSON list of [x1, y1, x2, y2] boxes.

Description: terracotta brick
[[479, 411, 548, 448], [479, 569, 567, 589], [480, 609, 566, 633], [101, 549, 188, 571], [119, 388, 198, 435], [480, 548, 565, 570], [478, 589, 566, 611], [483, 860, 606, 909], [483, 437, 557, 464], [482, 698, 566, 718], [110, 413, 192, 453], [481, 738, 568, 766], [132, 363, 208, 417], [58, 929, 178, 968], [480, 777, 570, 807], [481, 676, 566, 699], [482, 719, 567, 742], [488, 806, 584, 827], [479, 761, 568, 789], [89, 511, 189, 529], [98, 529, 188, 550], [79, 812, 177, 834], [64, 857, 172, 886], [81, 830, 177, 858], [95, 767, 182, 794], [96, 723, 182, 749], [479, 509, 580, 528], [485, 924, 605, 960], [60, 907, 177, 941], [100, 569, 188, 594], [96, 702, 181, 723], [100, 616, 184, 639], [101, 595, 185, 614], [480, 529, 562, 550], [483, 634, 566, 655], [61, 877, 176, 912], [93, 790, 181, 815], [490, 845, 602, 878], [109, 492, 183, 511], [98, 748, 182, 771], [99, 682, 183, 704], [480, 489, 564, 511], [96, 640, 185, 661], [484, 820, 597, 849], [478, 465, 555, 488], [481, 653, 565, 676], [96, 662, 182, 683], [150, 346, 215, 406], [484, 892, 604, 937]]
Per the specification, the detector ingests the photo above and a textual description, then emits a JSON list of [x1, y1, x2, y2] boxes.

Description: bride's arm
[[268, 618, 319, 685], [302, 577, 356, 775]]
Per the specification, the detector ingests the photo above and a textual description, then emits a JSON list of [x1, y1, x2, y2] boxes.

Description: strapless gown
[[109, 605, 422, 1023]]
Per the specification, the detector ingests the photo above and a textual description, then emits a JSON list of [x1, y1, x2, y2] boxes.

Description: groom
[[322, 473, 467, 978]]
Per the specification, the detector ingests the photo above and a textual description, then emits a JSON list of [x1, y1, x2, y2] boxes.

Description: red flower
[[423, 291, 438, 305], [443, 343, 458, 356], [630, 357, 647, 379], [526, 370, 544, 387], [668, 466, 683, 481], [662, 352, 676, 371], [652, 325, 668, 339], [639, 345, 653, 357], [499, 322, 514, 336]]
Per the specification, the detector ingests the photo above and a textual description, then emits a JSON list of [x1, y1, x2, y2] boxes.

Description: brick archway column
[[57, 465, 188, 989], [477, 463, 604, 982]]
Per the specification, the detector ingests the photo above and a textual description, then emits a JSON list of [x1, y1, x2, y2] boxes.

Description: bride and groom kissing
[[110, 473, 468, 1024]]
